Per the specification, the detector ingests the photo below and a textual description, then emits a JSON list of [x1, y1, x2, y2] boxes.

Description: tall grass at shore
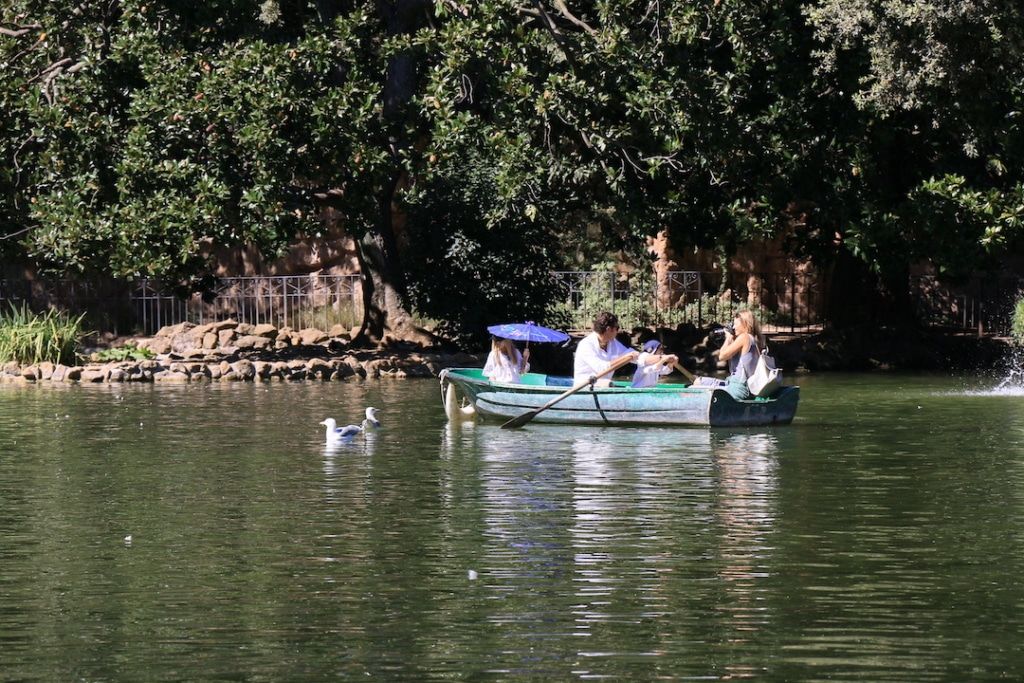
[[0, 304, 87, 365]]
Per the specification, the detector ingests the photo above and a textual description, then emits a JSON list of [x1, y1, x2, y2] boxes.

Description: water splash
[[958, 345, 1024, 396]]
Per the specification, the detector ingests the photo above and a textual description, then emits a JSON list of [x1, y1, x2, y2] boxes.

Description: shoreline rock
[[0, 350, 485, 385]]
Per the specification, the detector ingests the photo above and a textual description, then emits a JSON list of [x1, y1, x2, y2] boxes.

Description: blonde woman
[[483, 337, 530, 384], [716, 310, 763, 399]]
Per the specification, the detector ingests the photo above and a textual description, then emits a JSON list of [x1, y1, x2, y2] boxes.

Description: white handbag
[[746, 346, 783, 397]]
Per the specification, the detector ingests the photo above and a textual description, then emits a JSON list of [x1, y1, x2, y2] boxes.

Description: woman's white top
[[483, 348, 527, 384], [631, 352, 673, 388], [573, 332, 631, 385], [727, 334, 760, 380]]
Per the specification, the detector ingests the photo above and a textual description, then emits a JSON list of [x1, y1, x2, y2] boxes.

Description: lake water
[[2, 374, 1024, 680]]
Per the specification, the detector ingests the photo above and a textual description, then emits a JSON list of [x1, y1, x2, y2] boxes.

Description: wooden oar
[[501, 353, 636, 429], [672, 360, 696, 383]]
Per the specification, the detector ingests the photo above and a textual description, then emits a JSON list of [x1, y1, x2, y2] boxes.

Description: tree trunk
[[647, 229, 679, 308], [353, 228, 432, 346], [347, 0, 433, 345]]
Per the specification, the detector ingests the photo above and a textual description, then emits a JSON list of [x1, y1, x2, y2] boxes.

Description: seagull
[[320, 407, 380, 442]]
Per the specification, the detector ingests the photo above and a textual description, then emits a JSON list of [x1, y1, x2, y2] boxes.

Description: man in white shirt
[[573, 312, 638, 386]]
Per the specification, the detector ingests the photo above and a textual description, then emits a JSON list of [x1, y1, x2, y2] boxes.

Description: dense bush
[[1012, 297, 1024, 345], [0, 304, 86, 365], [92, 343, 154, 362]]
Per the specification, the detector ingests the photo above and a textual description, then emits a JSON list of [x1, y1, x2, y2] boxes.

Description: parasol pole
[[523, 321, 533, 373]]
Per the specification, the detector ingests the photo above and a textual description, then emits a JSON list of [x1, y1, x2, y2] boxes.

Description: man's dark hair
[[592, 312, 619, 334]]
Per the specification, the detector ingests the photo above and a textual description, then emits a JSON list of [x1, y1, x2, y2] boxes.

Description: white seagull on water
[[320, 407, 380, 442]]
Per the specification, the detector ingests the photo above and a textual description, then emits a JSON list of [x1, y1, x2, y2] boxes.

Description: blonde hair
[[734, 310, 763, 346], [491, 337, 518, 366]]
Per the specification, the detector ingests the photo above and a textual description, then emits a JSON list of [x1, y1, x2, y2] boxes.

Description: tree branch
[[0, 25, 39, 38], [0, 225, 35, 241], [528, 0, 576, 67], [26, 57, 72, 84], [550, 0, 596, 35]]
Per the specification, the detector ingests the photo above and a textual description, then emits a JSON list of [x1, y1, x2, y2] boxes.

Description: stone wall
[[0, 319, 482, 385]]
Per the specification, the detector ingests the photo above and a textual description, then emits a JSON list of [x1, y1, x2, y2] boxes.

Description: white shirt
[[573, 332, 631, 385], [483, 348, 528, 384], [631, 352, 672, 388]]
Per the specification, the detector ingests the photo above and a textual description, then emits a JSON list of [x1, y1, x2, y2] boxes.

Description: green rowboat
[[439, 368, 799, 427]]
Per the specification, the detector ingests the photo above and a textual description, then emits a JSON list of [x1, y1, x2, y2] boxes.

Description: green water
[[2, 374, 1023, 681]]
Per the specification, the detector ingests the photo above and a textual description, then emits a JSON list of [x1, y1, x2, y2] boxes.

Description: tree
[[0, 0, 436, 343], [800, 0, 1024, 320], [4, 0, 1024, 337]]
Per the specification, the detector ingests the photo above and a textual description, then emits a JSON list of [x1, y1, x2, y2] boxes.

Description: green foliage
[[2, 0, 1024, 336], [545, 272, 776, 333], [1, 0, 384, 282], [0, 304, 86, 365], [1012, 297, 1024, 345], [798, 0, 1024, 281], [92, 342, 154, 362], [402, 154, 562, 343]]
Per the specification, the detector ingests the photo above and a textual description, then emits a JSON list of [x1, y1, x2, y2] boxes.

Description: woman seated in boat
[[573, 312, 638, 387], [483, 337, 530, 384], [631, 339, 678, 388], [716, 310, 763, 399]]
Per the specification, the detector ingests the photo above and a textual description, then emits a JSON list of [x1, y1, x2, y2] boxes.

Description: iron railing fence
[[549, 270, 824, 332], [0, 270, 1017, 337], [910, 275, 1024, 336], [0, 275, 363, 336], [132, 275, 363, 335]]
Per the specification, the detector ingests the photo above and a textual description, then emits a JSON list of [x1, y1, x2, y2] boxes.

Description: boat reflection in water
[[438, 420, 785, 677], [709, 431, 780, 679]]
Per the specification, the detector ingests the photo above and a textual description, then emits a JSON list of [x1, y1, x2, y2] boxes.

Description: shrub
[[93, 343, 155, 362], [0, 304, 87, 365], [1012, 296, 1024, 344], [545, 271, 778, 332]]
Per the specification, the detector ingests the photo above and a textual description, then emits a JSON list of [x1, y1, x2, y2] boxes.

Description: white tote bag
[[746, 346, 782, 397]]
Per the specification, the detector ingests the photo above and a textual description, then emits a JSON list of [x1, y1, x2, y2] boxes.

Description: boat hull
[[440, 369, 799, 427]]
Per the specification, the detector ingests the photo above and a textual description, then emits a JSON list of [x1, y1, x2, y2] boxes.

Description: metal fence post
[[790, 274, 796, 333]]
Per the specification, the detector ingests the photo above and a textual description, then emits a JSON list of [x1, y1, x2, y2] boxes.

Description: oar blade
[[501, 409, 539, 429]]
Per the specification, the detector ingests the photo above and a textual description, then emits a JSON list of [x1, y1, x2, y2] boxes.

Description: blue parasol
[[486, 321, 570, 344]]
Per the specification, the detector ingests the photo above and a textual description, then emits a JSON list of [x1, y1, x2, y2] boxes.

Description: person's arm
[[612, 350, 640, 367], [519, 348, 530, 374], [717, 333, 750, 361], [658, 354, 678, 374], [609, 338, 639, 364]]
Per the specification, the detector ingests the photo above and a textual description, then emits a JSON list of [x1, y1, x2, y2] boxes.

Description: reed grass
[[293, 301, 361, 333], [0, 304, 87, 365]]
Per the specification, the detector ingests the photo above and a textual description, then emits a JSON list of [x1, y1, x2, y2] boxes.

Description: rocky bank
[[1, 320, 483, 385]]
